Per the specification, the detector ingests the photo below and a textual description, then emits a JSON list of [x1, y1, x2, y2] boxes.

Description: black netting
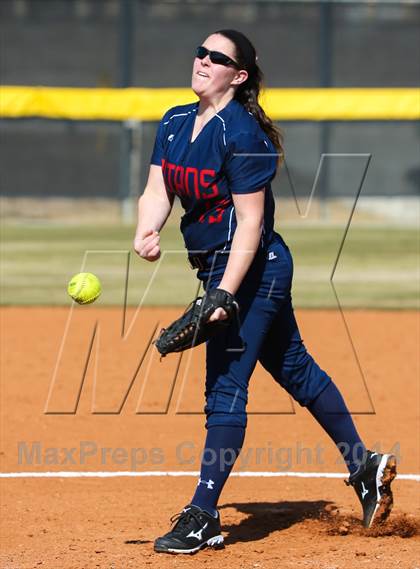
[[1, 119, 418, 198], [1, 0, 419, 87]]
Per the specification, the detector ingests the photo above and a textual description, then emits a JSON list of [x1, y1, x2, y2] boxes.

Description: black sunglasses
[[195, 46, 239, 69]]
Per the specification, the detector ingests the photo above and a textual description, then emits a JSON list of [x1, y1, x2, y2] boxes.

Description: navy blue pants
[[201, 233, 331, 429]]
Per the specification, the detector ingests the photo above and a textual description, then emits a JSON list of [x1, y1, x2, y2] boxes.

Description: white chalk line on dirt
[[1, 471, 419, 481]]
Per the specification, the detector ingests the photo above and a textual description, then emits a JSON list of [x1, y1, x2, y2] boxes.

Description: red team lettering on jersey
[[162, 159, 227, 224], [162, 159, 219, 200]]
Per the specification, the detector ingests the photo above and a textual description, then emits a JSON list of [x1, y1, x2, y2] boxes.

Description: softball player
[[133, 29, 396, 554]]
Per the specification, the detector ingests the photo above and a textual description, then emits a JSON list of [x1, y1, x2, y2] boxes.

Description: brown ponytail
[[216, 29, 284, 166]]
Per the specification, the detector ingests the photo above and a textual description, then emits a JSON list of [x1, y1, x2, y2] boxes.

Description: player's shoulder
[[160, 102, 198, 125], [221, 99, 271, 147]]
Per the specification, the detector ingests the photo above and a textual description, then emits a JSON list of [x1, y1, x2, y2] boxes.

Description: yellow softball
[[67, 272, 102, 305]]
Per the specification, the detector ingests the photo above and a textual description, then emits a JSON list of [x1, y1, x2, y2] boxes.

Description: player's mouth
[[197, 71, 209, 78]]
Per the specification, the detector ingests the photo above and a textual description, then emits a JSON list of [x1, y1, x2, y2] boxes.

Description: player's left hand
[[208, 307, 228, 322], [154, 288, 239, 357]]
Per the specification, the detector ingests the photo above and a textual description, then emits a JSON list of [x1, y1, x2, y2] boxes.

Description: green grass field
[[1, 222, 418, 308]]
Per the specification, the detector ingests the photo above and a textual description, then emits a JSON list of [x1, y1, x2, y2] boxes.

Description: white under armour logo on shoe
[[361, 481, 369, 499], [187, 522, 208, 541], [198, 478, 214, 490]]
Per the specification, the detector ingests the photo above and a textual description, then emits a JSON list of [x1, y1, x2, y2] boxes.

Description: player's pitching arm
[[133, 165, 175, 262]]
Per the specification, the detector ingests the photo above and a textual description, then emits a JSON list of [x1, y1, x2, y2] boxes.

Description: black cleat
[[346, 450, 397, 528], [154, 504, 224, 554]]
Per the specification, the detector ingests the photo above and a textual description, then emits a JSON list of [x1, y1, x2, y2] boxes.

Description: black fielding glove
[[155, 288, 239, 357]]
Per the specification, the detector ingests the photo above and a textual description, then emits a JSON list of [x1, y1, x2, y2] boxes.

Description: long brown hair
[[216, 29, 284, 166]]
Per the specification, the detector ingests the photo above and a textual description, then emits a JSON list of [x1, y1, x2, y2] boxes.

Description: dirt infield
[[1, 307, 419, 568]]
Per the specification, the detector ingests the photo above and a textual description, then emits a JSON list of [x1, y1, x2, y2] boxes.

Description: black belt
[[188, 254, 207, 270], [188, 250, 229, 271], [188, 245, 272, 271]]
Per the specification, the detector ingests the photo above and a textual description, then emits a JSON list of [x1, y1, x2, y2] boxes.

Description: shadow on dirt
[[324, 511, 419, 538], [219, 500, 331, 544], [220, 501, 419, 544]]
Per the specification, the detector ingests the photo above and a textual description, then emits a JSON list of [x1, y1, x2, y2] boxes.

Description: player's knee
[[277, 353, 331, 407], [204, 389, 247, 428]]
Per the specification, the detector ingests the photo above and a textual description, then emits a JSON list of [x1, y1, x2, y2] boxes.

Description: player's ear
[[231, 69, 248, 86]]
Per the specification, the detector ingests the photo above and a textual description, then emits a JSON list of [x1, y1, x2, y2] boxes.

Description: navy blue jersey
[[150, 98, 278, 255]]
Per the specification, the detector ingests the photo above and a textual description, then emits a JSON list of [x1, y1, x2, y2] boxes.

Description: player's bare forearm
[[134, 164, 173, 237], [133, 192, 173, 261], [133, 164, 174, 261], [135, 191, 173, 237], [217, 218, 263, 295]]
